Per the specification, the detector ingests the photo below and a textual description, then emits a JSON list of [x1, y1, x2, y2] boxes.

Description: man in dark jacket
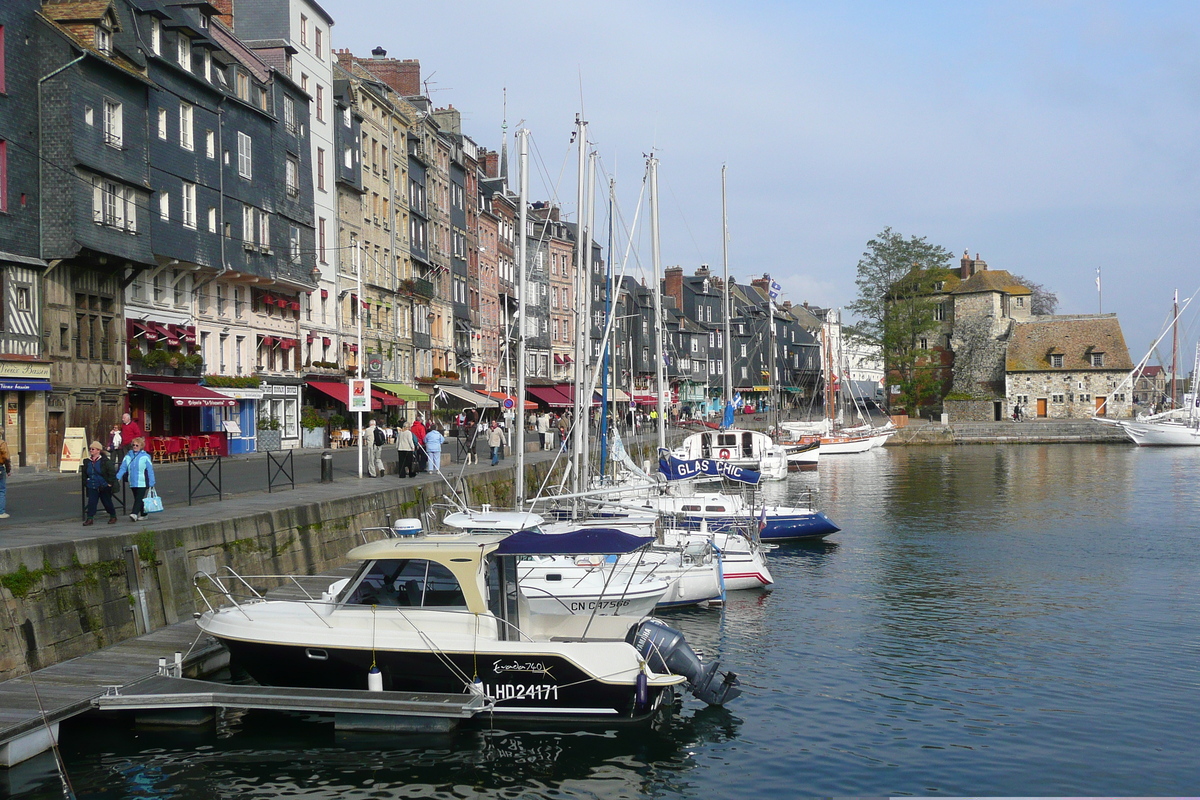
[[81, 441, 119, 525]]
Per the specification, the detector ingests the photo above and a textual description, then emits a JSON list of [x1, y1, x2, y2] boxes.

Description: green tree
[[848, 228, 954, 410]]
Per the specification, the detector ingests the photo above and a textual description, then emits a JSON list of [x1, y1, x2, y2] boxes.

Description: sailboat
[[1097, 289, 1200, 447], [780, 308, 893, 453]]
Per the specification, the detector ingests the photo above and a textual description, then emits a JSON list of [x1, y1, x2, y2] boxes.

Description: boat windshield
[[342, 559, 466, 608]]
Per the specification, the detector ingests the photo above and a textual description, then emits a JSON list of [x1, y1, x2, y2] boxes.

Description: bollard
[[321, 450, 334, 483]]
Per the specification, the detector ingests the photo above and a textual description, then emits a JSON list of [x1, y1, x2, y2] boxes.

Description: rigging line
[[2, 597, 77, 800], [526, 131, 571, 214], [658, 167, 707, 264]]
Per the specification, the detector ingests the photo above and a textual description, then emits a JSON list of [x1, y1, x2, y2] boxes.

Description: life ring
[[719, 448, 731, 459]]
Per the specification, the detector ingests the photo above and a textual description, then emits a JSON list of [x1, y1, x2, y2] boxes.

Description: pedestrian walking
[[80, 441, 118, 525], [464, 412, 480, 465], [536, 412, 551, 450], [0, 440, 11, 520], [120, 412, 144, 458], [395, 420, 416, 478], [424, 422, 445, 472], [486, 420, 505, 466], [362, 419, 386, 477], [115, 437, 156, 522], [411, 415, 428, 472]]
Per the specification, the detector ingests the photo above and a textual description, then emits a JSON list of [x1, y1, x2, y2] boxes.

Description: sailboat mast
[[721, 166, 733, 411], [571, 116, 589, 494], [649, 156, 667, 451], [600, 177, 615, 478], [767, 275, 775, 429], [514, 128, 530, 506], [1172, 289, 1179, 408]]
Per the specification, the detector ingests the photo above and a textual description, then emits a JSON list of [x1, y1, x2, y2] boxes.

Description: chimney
[[751, 276, 770, 294], [960, 249, 973, 280], [481, 150, 500, 179], [210, 0, 233, 27], [665, 266, 684, 309], [354, 55, 422, 97], [975, 253, 988, 272], [695, 264, 710, 278], [782, 300, 793, 311]]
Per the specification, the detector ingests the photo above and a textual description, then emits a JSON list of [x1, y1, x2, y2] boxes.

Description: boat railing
[[193, 567, 336, 628]]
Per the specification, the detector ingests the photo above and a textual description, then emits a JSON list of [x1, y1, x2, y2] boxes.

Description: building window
[[95, 24, 112, 55], [300, 14, 308, 47], [157, 107, 168, 139], [205, 130, 215, 158], [318, 217, 327, 263], [177, 34, 191, 72], [289, 225, 301, 264], [317, 148, 325, 190], [103, 99, 123, 148], [237, 132, 252, 179], [203, 50, 212, 82], [316, 84, 324, 122], [242, 204, 254, 246], [207, 206, 217, 233], [1052, 393, 1064, 404], [179, 102, 193, 150], [1090, 353, 1104, 367], [1016, 296, 1025, 307], [315, 27, 322, 58], [258, 212, 270, 250], [344, 145, 352, 169], [181, 181, 196, 228], [920, 337, 929, 350], [158, 191, 169, 221], [284, 96, 297, 135], [934, 302, 945, 321], [150, 17, 161, 55], [286, 156, 299, 197], [93, 178, 135, 231], [1050, 354, 1064, 368]]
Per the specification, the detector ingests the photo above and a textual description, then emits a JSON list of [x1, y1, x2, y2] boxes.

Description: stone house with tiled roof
[[1004, 315, 1133, 419], [949, 253, 1032, 397]]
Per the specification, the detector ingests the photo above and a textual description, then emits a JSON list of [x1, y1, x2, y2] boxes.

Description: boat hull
[[1111, 420, 1200, 446], [673, 511, 839, 542], [216, 636, 675, 723]]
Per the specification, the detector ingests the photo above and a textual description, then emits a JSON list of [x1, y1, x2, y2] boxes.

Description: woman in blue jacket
[[115, 437, 156, 521], [424, 423, 445, 473]]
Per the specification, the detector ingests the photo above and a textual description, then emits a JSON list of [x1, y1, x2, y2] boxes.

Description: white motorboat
[[444, 508, 725, 608], [673, 428, 788, 481], [195, 528, 742, 723]]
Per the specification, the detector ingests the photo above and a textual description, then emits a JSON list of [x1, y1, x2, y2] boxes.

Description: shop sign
[[0, 361, 51, 381]]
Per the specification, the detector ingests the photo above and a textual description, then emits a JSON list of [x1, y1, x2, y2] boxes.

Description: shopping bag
[[142, 487, 164, 514]]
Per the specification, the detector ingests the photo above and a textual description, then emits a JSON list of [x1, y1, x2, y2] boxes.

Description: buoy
[[719, 448, 731, 459], [368, 665, 383, 692]]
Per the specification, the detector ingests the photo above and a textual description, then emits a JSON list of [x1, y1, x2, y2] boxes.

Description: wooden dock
[[95, 674, 488, 732], [0, 619, 225, 768]]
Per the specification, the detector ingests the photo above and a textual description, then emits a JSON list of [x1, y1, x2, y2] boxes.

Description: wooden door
[[1036, 398, 1048, 418], [1095, 396, 1107, 416], [48, 412, 63, 470]]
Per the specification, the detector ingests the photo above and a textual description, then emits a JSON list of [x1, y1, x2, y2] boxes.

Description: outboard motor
[[629, 618, 741, 706]]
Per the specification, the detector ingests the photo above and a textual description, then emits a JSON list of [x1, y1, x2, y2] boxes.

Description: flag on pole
[[768, 280, 782, 301], [758, 504, 767, 533]]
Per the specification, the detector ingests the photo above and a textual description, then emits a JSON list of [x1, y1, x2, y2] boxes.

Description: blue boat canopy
[[495, 528, 655, 556]]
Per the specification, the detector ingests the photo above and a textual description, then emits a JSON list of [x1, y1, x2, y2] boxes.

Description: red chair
[[165, 437, 183, 462], [150, 437, 168, 462]]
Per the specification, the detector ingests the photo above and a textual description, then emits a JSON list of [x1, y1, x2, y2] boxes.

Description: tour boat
[[672, 428, 789, 480], [195, 528, 741, 723]]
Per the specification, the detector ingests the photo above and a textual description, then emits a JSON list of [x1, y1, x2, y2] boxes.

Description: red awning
[[527, 386, 572, 408], [262, 335, 276, 347], [555, 384, 599, 407], [308, 380, 383, 410], [321, 289, 329, 299], [485, 391, 537, 411], [131, 381, 238, 407], [322, 337, 332, 346], [372, 389, 400, 407], [631, 394, 661, 405]]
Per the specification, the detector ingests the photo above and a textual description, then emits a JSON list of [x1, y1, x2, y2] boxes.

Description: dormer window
[[1050, 354, 1064, 368], [95, 24, 112, 55], [934, 281, 944, 291], [177, 34, 191, 72], [1090, 352, 1105, 367], [199, 14, 209, 29], [150, 17, 161, 54]]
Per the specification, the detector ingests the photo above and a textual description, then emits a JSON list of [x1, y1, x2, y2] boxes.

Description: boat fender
[[719, 448, 731, 459], [635, 669, 649, 711], [628, 618, 742, 706], [368, 666, 383, 692]]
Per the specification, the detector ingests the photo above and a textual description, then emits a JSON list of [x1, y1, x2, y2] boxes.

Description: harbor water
[[9, 444, 1200, 798]]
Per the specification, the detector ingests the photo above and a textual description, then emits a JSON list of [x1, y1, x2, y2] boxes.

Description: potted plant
[[181, 353, 204, 376], [300, 406, 326, 448], [257, 413, 283, 451], [141, 348, 169, 375]]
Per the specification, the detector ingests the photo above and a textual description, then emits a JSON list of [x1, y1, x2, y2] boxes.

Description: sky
[[329, 0, 1200, 370]]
